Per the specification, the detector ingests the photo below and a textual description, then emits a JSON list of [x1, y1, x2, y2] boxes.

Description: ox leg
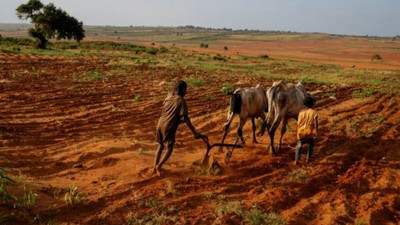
[[257, 113, 267, 136], [221, 112, 234, 152], [279, 118, 288, 152], [238, 117, 247, 145], [251, 117, 258, 143], [268, 115, 282, 155]]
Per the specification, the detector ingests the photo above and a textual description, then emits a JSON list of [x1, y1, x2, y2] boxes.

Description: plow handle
[[201, 136, 211, 149]]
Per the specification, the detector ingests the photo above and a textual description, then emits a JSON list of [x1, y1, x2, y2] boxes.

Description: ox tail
[[230, 92, 242, 114], [268, 85, 280, 116]]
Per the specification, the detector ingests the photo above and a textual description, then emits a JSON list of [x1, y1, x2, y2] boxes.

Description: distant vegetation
[[371, 54, 382, 61], [0, 37, 169, 55], [200, 43, 209, 48], [16, 0, 84, 49], [213, 53, 228, 61]]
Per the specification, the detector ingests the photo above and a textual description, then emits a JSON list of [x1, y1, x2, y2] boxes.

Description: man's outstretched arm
[[183, 115, 205, 139]]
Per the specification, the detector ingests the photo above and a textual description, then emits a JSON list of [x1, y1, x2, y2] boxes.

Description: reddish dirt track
[[1, 53, 400, 224]]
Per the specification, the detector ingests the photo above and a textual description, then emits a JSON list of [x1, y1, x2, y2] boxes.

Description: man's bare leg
[[153, 143, 164, 173], [155, 141, 174, 175]]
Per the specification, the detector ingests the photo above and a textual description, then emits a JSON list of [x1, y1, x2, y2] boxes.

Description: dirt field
[[1, 34, 400, 225]]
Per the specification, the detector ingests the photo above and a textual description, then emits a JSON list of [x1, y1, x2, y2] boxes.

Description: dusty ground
[[0, 51, 400, 225]]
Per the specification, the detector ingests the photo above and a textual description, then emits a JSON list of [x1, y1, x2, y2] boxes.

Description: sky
[[1, 0, 399, 37]]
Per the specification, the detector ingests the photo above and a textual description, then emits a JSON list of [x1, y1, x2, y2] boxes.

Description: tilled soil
[[0, 53, 399, 225]]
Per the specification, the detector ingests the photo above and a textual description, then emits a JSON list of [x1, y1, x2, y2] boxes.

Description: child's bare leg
[[153, 143, 164, 173], [155, 140, 175, 174]]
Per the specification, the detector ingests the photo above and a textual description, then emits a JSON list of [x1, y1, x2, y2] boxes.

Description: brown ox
[[220, 85, 268, 149]]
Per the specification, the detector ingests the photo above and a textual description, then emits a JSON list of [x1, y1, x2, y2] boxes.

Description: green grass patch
[[349, 120, 360, 132], [205, 93, 215, 101], [192, 162, 221, 176], [125, 211, 175, 225], [375, 116, 384, 124], [187, 77, 205, 86], [134, 94, 142, 102], [246, 205, 286, 225], [64, 184, 85, 206], [301, 77, 324, 84], [84, 67, 103, 82], [215, 202, 286, 225], [352, 88, 377, 98], [289, 169, 310, 182], [0, 168, 18, 203], [221, 83, 234, 95]]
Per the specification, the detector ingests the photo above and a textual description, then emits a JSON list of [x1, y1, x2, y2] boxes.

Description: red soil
[[0, 53, 399, 224]]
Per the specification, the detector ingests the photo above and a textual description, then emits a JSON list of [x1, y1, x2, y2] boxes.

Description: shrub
[[54, 42, 80, 50], [259, 54, 269, 59], [77, 41, 146, 53], [12, 47, 21, 52], [221, 83, 234, 95], [224, 46, 228, 50], [146, 47, 158, 55], [213, 53, 227, 61], [0, 37, 35, 46], [159, 46, 168, 53], [371, 54, 382, 61]]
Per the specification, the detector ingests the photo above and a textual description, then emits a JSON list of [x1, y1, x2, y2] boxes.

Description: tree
[[16, 0, 84, 49]]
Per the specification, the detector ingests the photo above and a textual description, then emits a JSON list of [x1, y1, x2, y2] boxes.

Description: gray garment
[[156, 94, 188, 144], [295, 138, 314, 163]]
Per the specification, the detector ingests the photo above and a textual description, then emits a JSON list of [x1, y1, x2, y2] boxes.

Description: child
[[153, 80, 206, 175], [295, 96, 318, 164]]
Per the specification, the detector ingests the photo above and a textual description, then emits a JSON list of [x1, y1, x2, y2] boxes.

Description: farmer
[[153, 80, 206, 175], [295, 96, 318, 164]]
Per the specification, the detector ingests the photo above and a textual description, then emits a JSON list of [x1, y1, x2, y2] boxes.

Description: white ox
[[265, 80, 314, 154]]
